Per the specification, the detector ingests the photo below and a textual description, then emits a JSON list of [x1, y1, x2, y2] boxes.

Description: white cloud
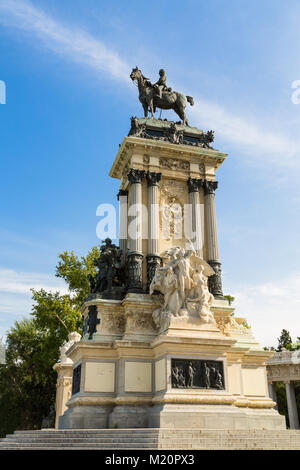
[[189, 100, 300, 168], [225, 273, 300, 347], [0, 268, 68, 296], [0, 268, 68, 338], [0, 0, 130, 82], [1, 0, 299, 174]]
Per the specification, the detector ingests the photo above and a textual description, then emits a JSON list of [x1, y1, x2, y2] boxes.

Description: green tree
[[224, 295, 235, 306], [276, 329, 293, 352], [0, 245, 100, 437]]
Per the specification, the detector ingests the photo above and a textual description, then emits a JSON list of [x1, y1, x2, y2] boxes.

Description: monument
[[54, 68, 285, 431]]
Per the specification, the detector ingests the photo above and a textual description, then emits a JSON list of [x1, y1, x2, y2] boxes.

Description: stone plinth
[[57, 294, 285, 431]]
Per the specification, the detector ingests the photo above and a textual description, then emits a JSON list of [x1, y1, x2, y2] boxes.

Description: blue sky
[[0, 0, 300, 346]]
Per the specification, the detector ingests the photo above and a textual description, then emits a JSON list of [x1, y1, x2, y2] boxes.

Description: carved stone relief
[[171, 358, 224, 390], [150, 247, 216, 330]]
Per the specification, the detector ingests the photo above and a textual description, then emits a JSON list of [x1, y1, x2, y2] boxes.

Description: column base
[[127, 252, 144, 293], [207, 260, 224, 299]]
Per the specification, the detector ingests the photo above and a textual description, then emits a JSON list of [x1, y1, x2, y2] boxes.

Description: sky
[[0, 0, 300, 347]]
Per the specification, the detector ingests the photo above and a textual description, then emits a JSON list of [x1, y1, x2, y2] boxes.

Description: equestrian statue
[[130, 67, 194, 126]]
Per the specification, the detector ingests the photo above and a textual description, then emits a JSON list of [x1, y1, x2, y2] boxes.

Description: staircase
[[1, 429, 300, 450]]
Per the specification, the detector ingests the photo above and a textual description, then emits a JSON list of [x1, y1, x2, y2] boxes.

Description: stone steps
[[1, 429, 300, 450]]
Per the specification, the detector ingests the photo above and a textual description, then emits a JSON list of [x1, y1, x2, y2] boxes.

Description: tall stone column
[[203, 179, 224, 299], [127, 168, 145, 292], [146, 171, 162, 290], [117, 189, 128, 259], [187, 177, 203, 257], [285, 381, 300, 429], [268, 382, 278, 410]]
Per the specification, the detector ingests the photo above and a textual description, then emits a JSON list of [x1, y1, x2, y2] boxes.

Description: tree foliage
[[224, 294, 235, 306], [0, 245, 100, 437], [276, 329, 293, 352]]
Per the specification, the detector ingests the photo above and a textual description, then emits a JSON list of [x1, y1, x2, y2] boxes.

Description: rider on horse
[[154, 69, 172, 98]]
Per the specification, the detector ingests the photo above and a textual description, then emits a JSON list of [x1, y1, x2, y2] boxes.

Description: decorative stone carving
[[128, 114, 215, 148], [129, 116, 147, 137], [203, 179, 218, 195], [164, 122, 184, 144], [146, 254, 162, 292], [171, 358, 224, 390], [267, 350, 300, 383], [125, 311, 155, 333], [127, 168, 145, 184], [161, 198, 183, 241], [160, 179, 186, 202], [159, 158, 189, 171], [101, 313, 126, 334], [146, 171, 162, 187], [215, 317, 230, 336], [150, 247, 215, 330], [127, 252, 144, 292], [187, 177, 203, 193], [58, 331, 81, 363]]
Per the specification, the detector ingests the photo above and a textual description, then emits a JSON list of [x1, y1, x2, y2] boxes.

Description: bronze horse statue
[[130, 67, 194, 126]]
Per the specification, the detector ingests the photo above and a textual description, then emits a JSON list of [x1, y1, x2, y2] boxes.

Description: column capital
[[146, 171, 162, 187], [187, 177, 203, 193], [203, 179, 218, 195], [127, 168, 145, 184], [117, 189, 128, 200]]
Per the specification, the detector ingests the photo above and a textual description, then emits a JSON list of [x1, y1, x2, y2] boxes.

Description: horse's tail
[[186, 96, 194, 106]]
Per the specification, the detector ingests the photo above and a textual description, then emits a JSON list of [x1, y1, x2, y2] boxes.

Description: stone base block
[[148, 404, 286, 430], [59, 405, 112, 429], [108, 405, 150, 429]]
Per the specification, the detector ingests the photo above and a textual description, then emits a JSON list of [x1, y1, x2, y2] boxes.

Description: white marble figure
[[150, 247, 215, 329], [58, 331, 81, 364], [161, 199, 182, 240]]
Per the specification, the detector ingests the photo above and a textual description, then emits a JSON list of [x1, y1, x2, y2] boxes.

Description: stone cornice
[[109, 136, 227, 180]]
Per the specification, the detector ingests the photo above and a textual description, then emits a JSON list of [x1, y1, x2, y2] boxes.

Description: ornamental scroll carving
[[101, 313, 126, 334], [128, 116, 215, 149], [125, 310, 155, 333]]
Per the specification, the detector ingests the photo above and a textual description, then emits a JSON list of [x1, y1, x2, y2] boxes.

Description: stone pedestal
[[55, 294, 285, 431]]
